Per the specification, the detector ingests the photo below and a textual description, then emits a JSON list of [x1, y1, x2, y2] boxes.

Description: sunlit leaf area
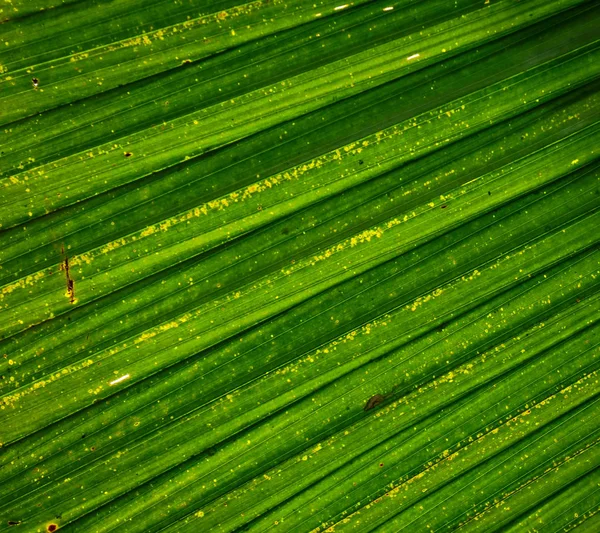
[[0, 0, 599, 531]]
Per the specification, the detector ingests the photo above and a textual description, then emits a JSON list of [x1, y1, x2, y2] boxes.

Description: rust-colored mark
[[124, 151, 133, 158], [7, 521, 22, 526], [364, 394, 386, 411], [59, 251, 76, 304], [32, 77, 39, 89], [47, 524, 58, 532]]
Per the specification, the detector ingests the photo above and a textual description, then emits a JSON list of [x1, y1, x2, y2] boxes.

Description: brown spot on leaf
[[364, 394, 385, 411], [59, 254, 76, 304]]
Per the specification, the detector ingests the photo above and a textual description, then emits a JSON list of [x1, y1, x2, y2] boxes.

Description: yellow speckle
[[69, 52, 89, 62], [139, 226, 158, 238]]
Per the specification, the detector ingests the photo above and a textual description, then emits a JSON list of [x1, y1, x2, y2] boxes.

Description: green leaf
[[0, 0, 598, 531]]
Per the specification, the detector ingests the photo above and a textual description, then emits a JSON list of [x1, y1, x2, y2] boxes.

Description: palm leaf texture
[[0, 0, 599, 531]]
